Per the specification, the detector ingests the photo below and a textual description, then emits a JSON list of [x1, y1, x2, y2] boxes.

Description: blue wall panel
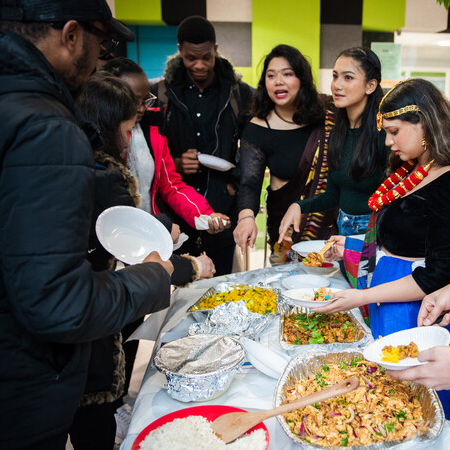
[[127, 25, 178, 79]]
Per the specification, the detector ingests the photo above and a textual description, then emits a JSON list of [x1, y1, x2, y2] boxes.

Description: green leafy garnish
[[385, 423, 395, 433], [388, 389, 396, 396], [322, 364, 330, 372], [396, 410, 407, 421], [341, 436, 349, 446], [339, 362, 348, 370]]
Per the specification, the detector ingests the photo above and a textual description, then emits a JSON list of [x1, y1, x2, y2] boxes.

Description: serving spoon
[[211, 376, 360, 444]]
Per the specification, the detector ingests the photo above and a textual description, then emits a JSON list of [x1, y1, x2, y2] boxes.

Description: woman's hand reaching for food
[[196, 253, 216, 279], [323, 235, 345, 261], [312, 288, 366, 314], [233, 211, 257, 255], [278, 203, 301, 243]]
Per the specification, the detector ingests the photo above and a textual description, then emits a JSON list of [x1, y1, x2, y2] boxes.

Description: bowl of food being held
[[363, 326, 450, 371], [283, 287, 340, 308]]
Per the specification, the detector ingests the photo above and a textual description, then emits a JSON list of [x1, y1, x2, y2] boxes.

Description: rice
[[139, 415, 267, 450]]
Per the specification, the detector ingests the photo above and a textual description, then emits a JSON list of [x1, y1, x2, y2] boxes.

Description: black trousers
[[69, 403, 116, 450]]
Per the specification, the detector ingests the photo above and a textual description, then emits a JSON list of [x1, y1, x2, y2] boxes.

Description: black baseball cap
[[0, 0, 135, 41]]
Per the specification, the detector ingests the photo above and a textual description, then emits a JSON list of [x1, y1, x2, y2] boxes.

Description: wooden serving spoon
[[211, 376, 360, 444]]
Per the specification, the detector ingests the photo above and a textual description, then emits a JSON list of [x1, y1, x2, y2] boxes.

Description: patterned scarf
[[343, 211, 379, 323]]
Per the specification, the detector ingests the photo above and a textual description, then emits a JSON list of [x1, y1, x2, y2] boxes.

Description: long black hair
[[328, 47, 383, 181], [252, 44, 325, 127]]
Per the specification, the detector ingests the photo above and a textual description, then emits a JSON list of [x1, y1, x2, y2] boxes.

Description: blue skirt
[[369, 255, 450, 419]]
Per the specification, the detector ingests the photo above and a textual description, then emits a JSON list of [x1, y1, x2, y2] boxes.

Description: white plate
[[283, 287, 340, 307], [282, 274, 330, 290], [173, 232, 188, 251], [363, 326, 450, 371], [96, 206, 173, 264], [240, 337, 289, 379], [198, 153, 236, 172], [291, 240, 327, 257]]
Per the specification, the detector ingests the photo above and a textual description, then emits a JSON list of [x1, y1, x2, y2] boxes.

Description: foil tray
[[188, 282, 288, 322], [279, 305, 369, 352], [154, 334, 245, 402], [274, 349, 444, 449]]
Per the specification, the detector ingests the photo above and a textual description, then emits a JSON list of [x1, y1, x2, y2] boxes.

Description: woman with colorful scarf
[[314, 78, 450, 418], [233, 44, 338, 265]]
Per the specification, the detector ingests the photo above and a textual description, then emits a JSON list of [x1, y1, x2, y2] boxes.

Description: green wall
[[363, 0, 406, 32], [115, 0, 164, 25], [251, 0, 321, 87]]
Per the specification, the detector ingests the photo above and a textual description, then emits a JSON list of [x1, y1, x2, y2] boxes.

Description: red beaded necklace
[[368, 159, 434, 212]]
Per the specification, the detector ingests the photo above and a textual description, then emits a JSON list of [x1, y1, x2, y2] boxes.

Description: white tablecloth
[[120, 262, 450, 450]]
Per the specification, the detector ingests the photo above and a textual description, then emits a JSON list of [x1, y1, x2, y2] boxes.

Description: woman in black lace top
[[233, 44, 337, 264]]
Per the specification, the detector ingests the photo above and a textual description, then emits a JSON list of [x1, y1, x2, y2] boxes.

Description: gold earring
[[421, 138, 428, 151]]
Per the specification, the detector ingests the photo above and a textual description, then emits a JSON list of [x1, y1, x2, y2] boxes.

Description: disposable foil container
[[154, 334, 245, 402], [274, 349, 444, 449], [188, 282, 288, 322], [187, 300, 272, 338], [279, 305, 369, 352]]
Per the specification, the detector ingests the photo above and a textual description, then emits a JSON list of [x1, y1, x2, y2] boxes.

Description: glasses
[[51, 21, 119, 60], [140, 92, 157, 109], [79, 22, 119, 60]]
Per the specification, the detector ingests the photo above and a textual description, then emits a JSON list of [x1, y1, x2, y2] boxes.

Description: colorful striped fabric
[[343, 212, 379, 324]]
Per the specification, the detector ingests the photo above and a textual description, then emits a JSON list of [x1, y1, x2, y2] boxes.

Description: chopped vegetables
[[191, 285, 277, 314], [282, 360, 428, 447], [283, 312, 363, 345]]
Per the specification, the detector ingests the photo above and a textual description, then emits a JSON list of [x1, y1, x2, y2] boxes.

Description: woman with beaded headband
[[315, 78, 450, 418], [279, 47, 389, 242]]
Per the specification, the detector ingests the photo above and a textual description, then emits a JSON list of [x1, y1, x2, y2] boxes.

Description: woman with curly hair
[[234, 44, 337, 264]]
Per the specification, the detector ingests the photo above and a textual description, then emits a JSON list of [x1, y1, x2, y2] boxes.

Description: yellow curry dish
[[382, 342, 419, 363], [190, 285, 277, 315], [283, 360, 429, 447]]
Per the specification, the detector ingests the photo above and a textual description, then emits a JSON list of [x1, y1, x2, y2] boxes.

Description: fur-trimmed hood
[[163, 52, 243, 87], [94, 151, 141, 207]]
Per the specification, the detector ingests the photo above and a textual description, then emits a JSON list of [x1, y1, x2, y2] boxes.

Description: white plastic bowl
[[95, 205, 173, 264], [363, 326, 450, 370], [282, 274, 330, 290], [291, 240, 325, 256], [197, 153, 235, 172], [283, 287, 340, 308]]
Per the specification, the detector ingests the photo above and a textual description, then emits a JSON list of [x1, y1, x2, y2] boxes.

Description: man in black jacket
[[0, 1, 173, 449], [151, 16, 253, 276]]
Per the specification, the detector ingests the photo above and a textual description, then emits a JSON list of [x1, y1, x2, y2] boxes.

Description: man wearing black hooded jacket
[[151, 16, 253, 276], [0, 1, 172, 449]]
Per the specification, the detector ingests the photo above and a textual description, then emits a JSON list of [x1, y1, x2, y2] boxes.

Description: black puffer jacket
[[0, 30, 171, 449]]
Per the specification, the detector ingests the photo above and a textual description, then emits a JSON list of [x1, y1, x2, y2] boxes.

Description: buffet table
[[119, 262, 450, 450]]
